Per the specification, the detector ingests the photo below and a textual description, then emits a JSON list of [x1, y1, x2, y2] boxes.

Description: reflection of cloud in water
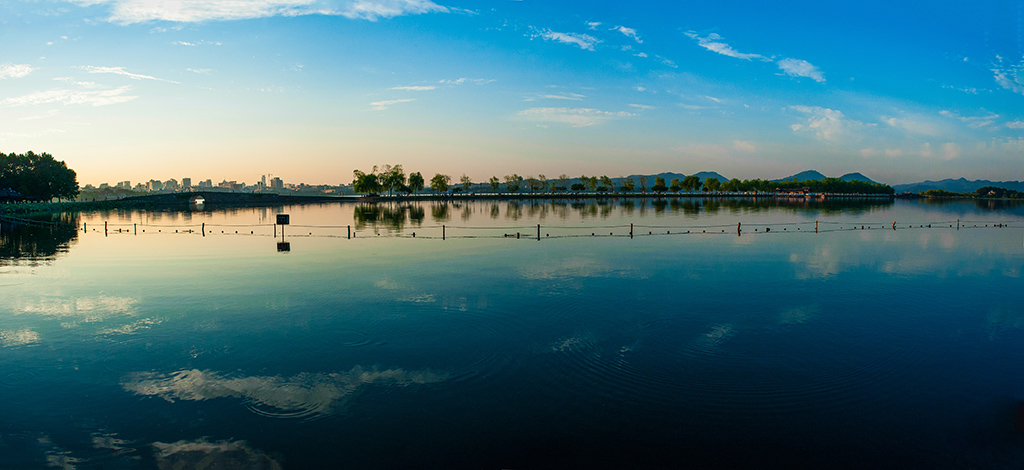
[[374, 278, 400, 290], [521, 257, 643, 281], [399, 294, 436, 303], [779, 306, 819, 325], [123, 366, 448, 418], [100, 318, 161, 335], [17, 296, 137, 322], [0, 328, 40, 347], [153, 439, 281, 470], [693, 324, 734, 350]]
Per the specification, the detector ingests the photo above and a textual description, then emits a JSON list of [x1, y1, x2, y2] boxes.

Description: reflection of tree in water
[[460, 203, 472, 221], [0, 214, 79, 265], [506, 201, 522, 221], [353, 203, 426, 231], [489, 203, 500, 219], [431, 202, 450, 222]]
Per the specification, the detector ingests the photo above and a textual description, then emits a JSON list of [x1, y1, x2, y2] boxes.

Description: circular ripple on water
[[0, 368, 38, 387]]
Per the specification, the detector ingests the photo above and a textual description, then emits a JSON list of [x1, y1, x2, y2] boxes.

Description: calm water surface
[[2, 198, 1023, 469]]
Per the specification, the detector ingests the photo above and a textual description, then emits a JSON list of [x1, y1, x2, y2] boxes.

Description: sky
[[1, 0, 1023, 186]]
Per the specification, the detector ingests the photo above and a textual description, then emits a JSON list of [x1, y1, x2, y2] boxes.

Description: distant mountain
[[892, 178, 1024, 194], [773, 170, 827, 182], [839, 172, 876, 183], [619, 171, 729, 187], [692, 171, 730, 182]]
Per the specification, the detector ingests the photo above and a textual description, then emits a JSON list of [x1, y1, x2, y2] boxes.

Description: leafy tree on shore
[[557, 174, 569, 190], [489, 176, 500, 192], [703, 177, 721, 192], [408, 172, 425, 193], [352, 167, 382, 194], [0, 151, 79, 201], [599, 176, 613, 192], [460, 174, 472, 192], [380, 164, 406, 196], [430, 173, 451, 194], [504, 174, 522, 193], [619, 178, 635, 192], [652, 176, 667, 193], [638, 176, 648, 192], [682, 175, 701, 192], [669, 178, 681, 193]]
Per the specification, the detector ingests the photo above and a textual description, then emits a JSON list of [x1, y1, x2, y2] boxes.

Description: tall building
[[270, 177, 284, 190], [147, 180, 163, 191], [182, 177, 192, 189]]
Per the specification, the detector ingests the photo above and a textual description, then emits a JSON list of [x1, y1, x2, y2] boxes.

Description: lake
[[2, 197, 1023, 469]]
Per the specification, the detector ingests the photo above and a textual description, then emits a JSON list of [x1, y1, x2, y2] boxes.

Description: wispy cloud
[[390, 85, 436, 91], [438, 78, 494, 86], [777, 58, 824, 82], [939, 110, 999, 129], [370, 98, 415, 110], [186, 68, 211, 74], [0, 86, 138, 108], [341, 0, 448, 21], [883, 115, 940, 136], [517, 107, 632, 127], [614, 26, 641, 43], [54, 76, 103, 88], [172, 40, 222, 46], [1007, 121, 1024, 129], [69, 0, 448, 24], [991, 57, 1024, 95], [685, 31, 768, 61], [0, 64, 37, 79], [78, 65, 178, 83], [629, 103, 654, 110], [541, 92, 585, 101], [531, 28, 600, 51]]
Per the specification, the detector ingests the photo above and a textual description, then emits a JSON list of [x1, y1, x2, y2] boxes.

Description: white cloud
[[390, 85, 436, 91], [1007, 120, 1024, 129], [532, 29, 600, 51], [733, 140, 756, 153], [634, 86, 646, 92], [704, 95, 722, 103], [78, 65, 177, 83], [541, 93, 585, 101], [370, 98, 415, 110], [992, 60, 1024, 95], [172, 40, 222, 46], [53, 76, 103, 88], [186, 68, 211, 74], [517, 107, 633, 127], [939, 109, 999, 129], [68, 0, 448, 24], [634, 52, 648, 58], [586, 22, 601, 30], [920, 142, 933, 158], [777, 58, 824, 82], [0, 64, 37, 79], [614, 26, 641, 43], [883, 116, 940, 136], [341, 0, 448, 21], [942, 142, 961, 160], [790, 105, 860, 142], [0, 86, 138, 108], [629, 103, 654, 110], [885, 148, 903, 157], [685, 31, 768, 61], [438, 77, 494, 86], [860, 148, 877, 157]]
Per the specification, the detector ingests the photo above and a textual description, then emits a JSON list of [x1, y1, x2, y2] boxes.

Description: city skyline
[[2, 1, 1023, 186]]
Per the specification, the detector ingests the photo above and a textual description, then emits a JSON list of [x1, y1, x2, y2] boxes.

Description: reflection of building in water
[[0, 214, 79, 265]]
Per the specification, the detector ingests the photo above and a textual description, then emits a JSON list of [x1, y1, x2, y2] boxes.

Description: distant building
[[182, 178, 192, 189], [270, 177, 284, 190], [198, 179, 212, 188], [165, 179, 180, 191], [147, 180, 163, 192], [99, 183, 110, 189], [116, 181, 131, 189]]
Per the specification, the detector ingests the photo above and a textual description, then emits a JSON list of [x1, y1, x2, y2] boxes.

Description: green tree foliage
[[380, 164, 406, 196], [619, 178, 635, 192], [430, 173, 451, 194], [669, 178, 681, 193], [558, 174, 569, 190], [599, 175, 613, 192], [638, 176, 648, 192], [352, 167, 382, 194], [588, 176, 598, 191], [703, 177, 721, 192], [651, 176, 668, 193], [681, 175, 701, 192], [976, 186, 1023, 199], [488, 176, 500, 192], [504, 174, 522, 193], [0, 151, 79, 201], [408, 172, 425, 193], [460, 174, 472, 192]]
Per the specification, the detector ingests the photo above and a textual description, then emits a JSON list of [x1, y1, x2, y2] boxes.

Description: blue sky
[[1, 0, 1022, 186]]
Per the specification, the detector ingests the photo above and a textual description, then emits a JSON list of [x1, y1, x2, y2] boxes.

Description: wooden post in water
[[347, 225, 351, 239], [537, 224, 540, 241], [104, 221, 107, 236], [83, 222, 86, 232], [815, 220, 818, 233], [737, 222, 742, 236], [134, 223, 137, 235], [956, 219, 959, 230], [630, 223, 633, 239], [442, 225, 446, 241], [274, 224, 277, 237]]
